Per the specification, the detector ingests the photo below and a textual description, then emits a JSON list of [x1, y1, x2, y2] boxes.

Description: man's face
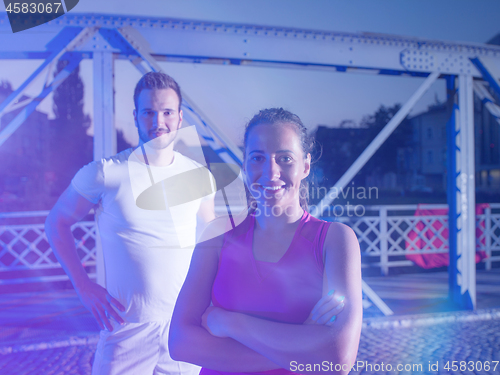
[[133, 88, 183, 149]]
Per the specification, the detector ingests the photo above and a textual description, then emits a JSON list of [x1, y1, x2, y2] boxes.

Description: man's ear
[[178, 109, 183, 129], [133, 109, 138, 127], [242, 157, 247, 173]]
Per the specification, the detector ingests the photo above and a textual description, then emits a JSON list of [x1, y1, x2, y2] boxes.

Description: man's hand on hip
[[76, 280, 126, 331]]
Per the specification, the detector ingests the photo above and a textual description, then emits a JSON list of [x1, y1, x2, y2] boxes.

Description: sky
[[1, 0, 500, 146]]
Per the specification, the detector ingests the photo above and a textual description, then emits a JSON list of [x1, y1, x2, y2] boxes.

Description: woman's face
[[244, 122, 311, 212]]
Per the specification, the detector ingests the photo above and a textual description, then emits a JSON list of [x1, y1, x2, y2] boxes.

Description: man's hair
[[133, 72, 182, 111]]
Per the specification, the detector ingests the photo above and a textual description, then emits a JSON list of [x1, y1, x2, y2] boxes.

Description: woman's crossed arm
[[169, 221, 362, 375]]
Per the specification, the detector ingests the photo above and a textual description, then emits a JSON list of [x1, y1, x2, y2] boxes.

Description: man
[[45, 72, 215, 375]]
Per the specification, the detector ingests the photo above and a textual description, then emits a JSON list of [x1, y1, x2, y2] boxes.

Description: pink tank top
[[201, 211, 331, 375]]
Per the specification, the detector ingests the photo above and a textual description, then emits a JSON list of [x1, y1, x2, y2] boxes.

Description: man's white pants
[[92, 319, 201, 375]]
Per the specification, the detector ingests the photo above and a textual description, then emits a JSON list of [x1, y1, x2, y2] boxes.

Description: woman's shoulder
[[325, 220, 354, 233], [303, 213, 352, 235], [323, 221, 360, 255]]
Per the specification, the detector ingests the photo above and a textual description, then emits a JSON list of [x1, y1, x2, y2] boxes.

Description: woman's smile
[[244, 122, 310, 210]]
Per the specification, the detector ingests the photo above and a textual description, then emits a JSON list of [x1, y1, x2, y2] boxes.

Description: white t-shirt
[[72, 148, 215, 323]]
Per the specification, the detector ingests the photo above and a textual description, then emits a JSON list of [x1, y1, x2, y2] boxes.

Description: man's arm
[[196, 193, 216, 241], [45, 184, 125, 331]]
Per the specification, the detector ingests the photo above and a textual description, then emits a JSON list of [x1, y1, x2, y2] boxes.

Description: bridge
[[1, 12, 500, 313]]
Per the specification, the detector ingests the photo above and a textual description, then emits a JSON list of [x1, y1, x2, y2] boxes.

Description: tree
[[117, 129, 134, 152], [360, 104, 412, 174], [50, 59, 93, 196], [313, 104, 412, 193]]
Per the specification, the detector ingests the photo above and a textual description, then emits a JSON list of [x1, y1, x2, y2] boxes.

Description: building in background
[[314, 94, 500, 202], [407, 91, 500, 199], [406, 102, 448, 193]]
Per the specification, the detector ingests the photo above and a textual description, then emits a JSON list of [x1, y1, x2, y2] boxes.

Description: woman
[[169, 108, 362, 375]]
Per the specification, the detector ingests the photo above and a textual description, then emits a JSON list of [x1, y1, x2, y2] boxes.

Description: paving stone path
[[0, 345, 94, 375], [1, 318, 499, 375], [353, 319, 500, 374]]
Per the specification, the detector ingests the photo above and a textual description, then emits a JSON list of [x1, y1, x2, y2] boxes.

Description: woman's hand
[[201, 306, 231, 337], [304, 290, 345, 326]]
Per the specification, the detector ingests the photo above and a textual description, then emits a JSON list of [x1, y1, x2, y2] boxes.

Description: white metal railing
[[0, 204, 499, 283], [0, 211, 96, 284], [477, 205, 500, 270], [327, 203, 500, 275]]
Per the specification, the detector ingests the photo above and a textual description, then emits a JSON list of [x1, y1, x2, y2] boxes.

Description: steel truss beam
[[0, 51, 84, 147], [2, 12, 496, 314], [0, 27, 97, 146], [113, 27, 244, 166], [93, 51, 116, 160], [471, 58, 500, 99], [0, 27, 95, 117], [473, 81, 500, 125], [310, 72, 440, 218], [2, 13, 500, 78], [307, 71, 438, 316], [447, 75, 476, 309]]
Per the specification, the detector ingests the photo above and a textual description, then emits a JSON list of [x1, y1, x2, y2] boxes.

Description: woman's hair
[[243, 108, 315, 211]]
